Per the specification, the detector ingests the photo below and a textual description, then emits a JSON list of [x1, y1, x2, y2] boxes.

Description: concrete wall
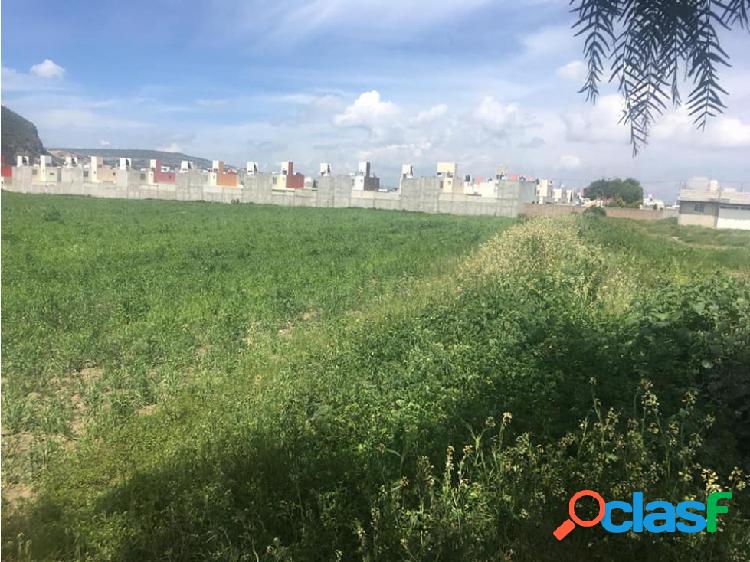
[[5, 167, 533, 218], [716, 207, 750, 231], [678, 201, 719, 228], [523, 204, 582, 218], [606, 207, 678, 221], [524, 203, 678, 221]]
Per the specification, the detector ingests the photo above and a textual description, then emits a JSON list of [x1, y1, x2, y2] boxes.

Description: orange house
[[212, 161, 238, 187]]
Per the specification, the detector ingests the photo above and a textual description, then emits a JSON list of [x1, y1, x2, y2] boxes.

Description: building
[[273, 161, 305, 189], [536, 179, 551, 203], [437, 162, 458, 193], [471, 177, 498, 198], [551, 186, 574, 205], [1, 156, 12, 179], [34, 155, 61, 182], [147, 159, 176, 184], [88, 156, 116, 183], [678, 188, 750, 230], [687, 176, 721, 192], [209, 160, 238, 187], [399, 164, 414, 190], [642, 194, 665, 210], [352, 161, 380, 191], [4, 156, 539, 218], [319, 163, 332, 176]]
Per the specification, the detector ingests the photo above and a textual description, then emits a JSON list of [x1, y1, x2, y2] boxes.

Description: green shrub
[[367, 382, 749, 561], [583, 206, 606, 218]]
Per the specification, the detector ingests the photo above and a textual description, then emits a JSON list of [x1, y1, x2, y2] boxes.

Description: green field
[[2, 192, 750, 561]]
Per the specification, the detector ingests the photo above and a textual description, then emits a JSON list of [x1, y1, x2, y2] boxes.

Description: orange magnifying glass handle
[[553, 518, 576, 541]]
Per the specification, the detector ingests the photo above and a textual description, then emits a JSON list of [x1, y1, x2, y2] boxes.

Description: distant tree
[[571, 0, 750, 154], [584, 177, 644, 206]]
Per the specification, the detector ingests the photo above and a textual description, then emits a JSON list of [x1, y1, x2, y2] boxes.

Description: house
[[148, 159, 176, 184], [208, 160, 238, 187], [399, 164, 413, 190], [88, 156, 116, 183], [436, 162, 458, 193], [678, 188, 750, 230], [642, 194, 665, 210], [273, 161, 304, 189], [352, 161, 379, 191]]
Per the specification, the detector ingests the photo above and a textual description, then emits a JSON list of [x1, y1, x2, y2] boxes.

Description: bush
[[583, 206, 607, 217], [367, 382, 750, 561]]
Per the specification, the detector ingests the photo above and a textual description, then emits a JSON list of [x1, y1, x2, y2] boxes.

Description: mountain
[[48, 148, 214, 170], [1, 106, 49, 163], [1, 106, 215, 170]]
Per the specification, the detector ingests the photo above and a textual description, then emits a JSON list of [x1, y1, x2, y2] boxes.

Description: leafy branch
[[571, 0, 749, 154]]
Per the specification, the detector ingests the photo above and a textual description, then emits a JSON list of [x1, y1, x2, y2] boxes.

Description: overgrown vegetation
[[2, 193, 750, 561]]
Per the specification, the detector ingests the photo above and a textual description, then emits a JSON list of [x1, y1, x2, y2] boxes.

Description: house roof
[[679, 190, 750, 206]]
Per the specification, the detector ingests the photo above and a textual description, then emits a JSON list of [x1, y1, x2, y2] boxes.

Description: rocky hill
[[1, 106, 48, 163], [2, 106, 214, 169]]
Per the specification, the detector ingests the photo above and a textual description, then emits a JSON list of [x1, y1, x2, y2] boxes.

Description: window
[[696, 203, 705, 213]]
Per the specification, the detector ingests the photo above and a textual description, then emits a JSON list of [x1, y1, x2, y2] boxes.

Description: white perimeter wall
[[717, 207, 750, 230]]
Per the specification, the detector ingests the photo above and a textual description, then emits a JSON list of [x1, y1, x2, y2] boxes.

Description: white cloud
[[556, 60, 586, 82], [473, 96, 524, 134], [706, 117, 750, 147], [521, 25, 578, 59], [558, 154, 582, 169], [158, 142, 183, 153], [563, 95, 629, 143], [334, 90, 400, 128], [33, 108, 150, 131], [30, 59, 65, 79], [2, 66, 70, 92], [357, 141, 433, 163], [411, 104, 448, 126], [652, 106, 750, 148], [99, 140, 111, 147]]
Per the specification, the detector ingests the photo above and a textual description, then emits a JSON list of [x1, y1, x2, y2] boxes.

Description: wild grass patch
[[2, 196, 749, 560]]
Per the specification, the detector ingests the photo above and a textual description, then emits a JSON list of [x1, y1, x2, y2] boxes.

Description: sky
[[2, 0, 750, 199]]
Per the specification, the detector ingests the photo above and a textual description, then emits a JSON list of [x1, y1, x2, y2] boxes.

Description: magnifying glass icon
[[553, 490, 606, 541]]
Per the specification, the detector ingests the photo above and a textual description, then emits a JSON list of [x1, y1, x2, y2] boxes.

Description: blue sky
[[3, 0, 750, 199]]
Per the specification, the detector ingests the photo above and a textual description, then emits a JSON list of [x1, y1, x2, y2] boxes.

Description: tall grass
[[2, 195, 750, 561], [2, 192, 510, 509]]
